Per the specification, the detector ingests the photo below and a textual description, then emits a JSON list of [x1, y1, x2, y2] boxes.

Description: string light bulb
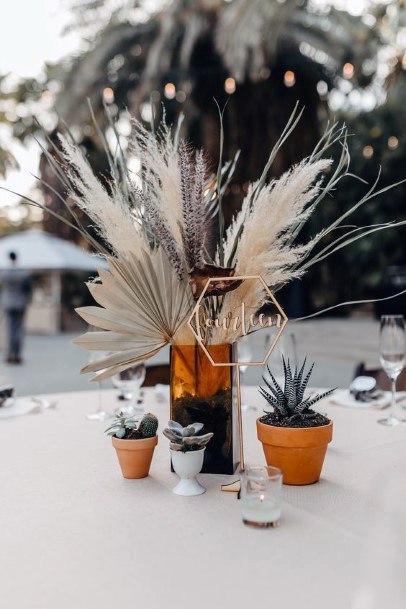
[[370, 126, 382, 138], [164, 83, 176, 99], [41, 90, 53, 102], [343, 63, 354, 79], [103, 87, 115, 103], [284, 71, 296, 87], [362, 145, 374, 159], [388, 136, 399, 150], [224, 77, 236, 94]]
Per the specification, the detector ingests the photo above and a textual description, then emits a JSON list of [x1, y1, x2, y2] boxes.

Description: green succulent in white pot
[[163, 421, 213, 496]]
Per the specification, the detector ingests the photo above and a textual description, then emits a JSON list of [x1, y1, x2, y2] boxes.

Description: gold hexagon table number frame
[[186, 275, 288, 487]]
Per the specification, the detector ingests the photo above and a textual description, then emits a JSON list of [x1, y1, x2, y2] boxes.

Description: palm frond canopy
[[54, 0, 378, 128]]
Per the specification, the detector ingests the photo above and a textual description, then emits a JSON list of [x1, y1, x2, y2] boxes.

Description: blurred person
[[0, 252, 32, 364]]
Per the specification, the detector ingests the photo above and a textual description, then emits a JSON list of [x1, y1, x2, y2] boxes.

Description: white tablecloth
[[1, 387, 405, 609]]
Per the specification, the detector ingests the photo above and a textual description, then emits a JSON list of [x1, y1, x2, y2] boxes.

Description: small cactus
[[105, 411, 158, 439], [139, 413, 159, 438]]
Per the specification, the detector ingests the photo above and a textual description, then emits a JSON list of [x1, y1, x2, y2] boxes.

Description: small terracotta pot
[[256, 419, 333, 485], [112, 435, 158, 479]]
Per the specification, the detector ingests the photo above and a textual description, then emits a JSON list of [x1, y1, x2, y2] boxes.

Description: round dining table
[[0, 386, 405, 609]]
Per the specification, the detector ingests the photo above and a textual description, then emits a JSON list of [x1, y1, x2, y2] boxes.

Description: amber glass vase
[[170, 343, 239, 474]]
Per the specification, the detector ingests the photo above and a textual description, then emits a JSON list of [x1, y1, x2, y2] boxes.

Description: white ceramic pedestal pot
[[170, 447, 206, 496]]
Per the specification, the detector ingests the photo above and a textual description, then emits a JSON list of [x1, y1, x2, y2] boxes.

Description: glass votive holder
[[241, 465, 283, 528]]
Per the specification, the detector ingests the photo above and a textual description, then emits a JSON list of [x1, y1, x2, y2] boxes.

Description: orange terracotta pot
[[256, 419, 333, 485], [112, 435, 158, 479]]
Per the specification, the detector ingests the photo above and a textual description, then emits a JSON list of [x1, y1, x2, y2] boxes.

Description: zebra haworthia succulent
[[260, 357, 335, 428]]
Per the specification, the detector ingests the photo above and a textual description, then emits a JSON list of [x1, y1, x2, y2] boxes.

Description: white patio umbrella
[[0, 229, 106, 333], [0, 229, 104, 272]]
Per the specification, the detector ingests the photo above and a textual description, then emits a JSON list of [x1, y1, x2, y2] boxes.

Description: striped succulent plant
[[260, 357, 335, 425]]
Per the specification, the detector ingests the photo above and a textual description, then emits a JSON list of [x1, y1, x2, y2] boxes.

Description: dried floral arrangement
[[7, 104, 405, 380], [259, 357, 335, 428]]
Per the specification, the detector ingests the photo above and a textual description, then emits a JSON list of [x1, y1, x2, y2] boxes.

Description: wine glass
[[378, 315, 405, 426], [86, 350, 110, 421], [112, 363, 146, 415]]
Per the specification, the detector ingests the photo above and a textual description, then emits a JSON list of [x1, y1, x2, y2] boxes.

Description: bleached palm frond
[[73, 247, 194, 380], [216, 0, 374, 83], [58, 134, 146, 259], [216, 0, 294, 81]]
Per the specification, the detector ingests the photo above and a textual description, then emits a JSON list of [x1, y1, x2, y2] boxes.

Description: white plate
[[0, 398, 43, 419], [331, 389, 391, 410]]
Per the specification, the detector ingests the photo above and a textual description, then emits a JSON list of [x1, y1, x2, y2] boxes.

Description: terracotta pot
[[112, 435, 158, 479], [256, 419, 333, 485]]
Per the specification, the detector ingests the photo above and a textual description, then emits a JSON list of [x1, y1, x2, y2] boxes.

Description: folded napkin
[[331, 389, 391, 409], [0, 397, 56, 419]]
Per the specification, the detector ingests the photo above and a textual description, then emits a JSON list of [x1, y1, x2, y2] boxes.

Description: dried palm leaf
[[73, 248, 194, 380]]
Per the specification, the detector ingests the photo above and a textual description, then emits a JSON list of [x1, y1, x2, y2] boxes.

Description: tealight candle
[[241, 466, 282, 528]]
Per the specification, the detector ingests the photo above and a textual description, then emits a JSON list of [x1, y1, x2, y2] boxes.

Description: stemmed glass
[[112, 363, 146, 416], [378, 315, 405, 426], [237, 338, 257, 412], [86, 350, 110, 421]]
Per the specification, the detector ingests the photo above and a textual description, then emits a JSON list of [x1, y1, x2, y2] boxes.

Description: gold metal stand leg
[[236, 364, 244, 471]]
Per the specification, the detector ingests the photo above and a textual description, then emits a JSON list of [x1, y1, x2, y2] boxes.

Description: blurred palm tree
[[32, 0, 382, 234], [0, 0, 404, 313], [2, 1, 380, 175], [54, 0, 378, 173]]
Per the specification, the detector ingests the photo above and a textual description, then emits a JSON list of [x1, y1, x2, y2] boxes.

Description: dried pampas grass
[[216, 158, 331, 342], [235, 158, 332, 284], [129, 119, 184, 244], [58, 135, 146, 260], [5, 104, 404, 367]]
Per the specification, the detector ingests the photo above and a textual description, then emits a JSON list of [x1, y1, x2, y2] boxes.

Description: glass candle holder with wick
[[241, 465, 283, 528]]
